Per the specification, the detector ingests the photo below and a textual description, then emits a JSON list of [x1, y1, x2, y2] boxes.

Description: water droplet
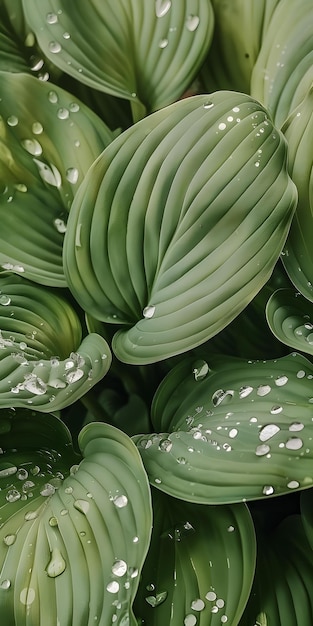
[[0, 579, 11, 590], [158, 437, 173, 453], [257, 384, 271, 396], [255, 444, 271, 456], [286, 437, 303, 450], [289, 422, 304, 432], [185, 15, 200, 31], [107, 581, 119, 594], [40, 483, 56, 497], [112, 494, 128, 508], [54, 217, 67, 233], [46, 12, 58, 24], [49, 41, 62, 53], [23, 138, 43, 156], [46, 548, 66, 578], [3, 534, 16, 546], [259, 424, 280, 442], [193, 360, 209, 381], [159, 38, 168, 48], [57, 107, 69, 120], [6, 489, 21, 503], [297, 370, 306, 378], [191, 599, 205, 611], [275, 375, 288, 386], [32, 122, 44, 135], [49, 516, 58, 527], [177, 457, 186, 464], [184, 615, 197, 626], [221, 616, 228, 623], [146, 591, 168, 607], [287, 480, 300, 489], [232, 107, 240, 113], [218, 122, 227, 130], [239, 386, 253, 398], [48, 90, 59, 104], [212, 389, 234, 406], [155, 0, 171, 17], [206, 591, 217, 601], [24, 374, 47, 395], [270, 405, 283, 415], [7, 115, 18, 127], [0, 294, 11, 306], [216, 599, 225, 608], [227, 525, 235, 532], [74, 499, 89, 514], [229, 428, 238, 439], [0, 465, 17, 478], [17, 468, 28, 480], [24, 510, 38, 521], [66, 167, 79, 184], [34, 159, 62, 187], [66, 368, 84, 384], [262, 485, 274, 496], [143, 305, 155, 319], [112, 560, 127, 577]]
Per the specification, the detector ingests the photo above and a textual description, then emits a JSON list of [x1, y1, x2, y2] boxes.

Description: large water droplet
[[206, 591, 217, 601], [0, 579, 11, 590], [143, 305, 155, 319], [22, 138, 43, 156], [57, 107, 69, 120], [289, 422, 304, 432], [107, 581, 120, 594], [159, 38, 168, 48], [255, 444, 270, 456], [158, 438, 172, 452], [275, 375, 288, 386], [3, 534, 16, 546], [49, 41, 62, 53], [7, 115, 18, 127], [54, 217, 67, 233], [257, 384, 271, 396], [112, 494, 128, 508], [262, 485, 274, 496], [24, 374, 47, 395], [34, 159, 62, 187], [259, 424, 280, 442], [239, 385, 253, 398], [24, 510, 38, 521], [32, 122, 44, 135], [287, 480, 300, 489], [46, 548, 66, 577], [66, 167, 79, 184], [184, 615, 197, 626], [112, 560, 127, 577], [6, 489, 21, 503], [286, 437, 303, 450], [0, 465, 17, 478], [46, 12, 58, 24], [191, 599, 205, 611], [48, 90, 59, 104], [155, 0, 171, 17], [212, 389, 234, 406], [185, 15, 200, 31], [74, 499, 90, 514], [146, 591, 168, 607], [0, 294, 11, 306], [40, 483, 56, 497], [193, 360, 209, 381]]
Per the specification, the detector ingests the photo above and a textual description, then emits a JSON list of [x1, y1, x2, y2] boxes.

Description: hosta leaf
[[134, 489, 255, 626], [280, 86, 313, 301], [0, 413, 152, 626], [200, 0, 280, 94], [0, 71, 114, 286], [239, 515, 313, 626], [134, 352, 313, 504], [22, 0, 214, 119], [251, 0, 313, 127], [0, 274, 111, 411], [266, 288, 313, 355], [63, 92, 297, 365]]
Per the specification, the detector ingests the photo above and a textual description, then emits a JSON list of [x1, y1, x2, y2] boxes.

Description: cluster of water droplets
[[155, 0, 200, 50]]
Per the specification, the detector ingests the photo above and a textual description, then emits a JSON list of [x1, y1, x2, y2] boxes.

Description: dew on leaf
[[112, 494, 128, 508], [158, 38, 168, 48], [155, 0, 171, 18], [143, 305, 155, 319], [34, 159, 62, 187], [146, 591, 168, 607], [106, 581, 119, 594], [40, 483, 56, 497], [46, 12, 58, 24], [49, 41, 62, 53], [275, 375, 288, 386], [206, 591, 217, 601], [286, 437, 303, 450], [74, 499, 90, 514], [32, 122, 43, 135], [46, 548, 66, 578], [193, 360, 209, 381], [0, 579, 11, 590], [158, 438, 172, 452], [0, 465, 17, 478], [112, 560, 127, 577], [184, 615, 197, 626], [57, 107, 69, 120], [270, 405, 283, 415], [287, 480, 300, 489], [289, 422, 304, 432], [185, 15, 200, 31], [6, 489, 21, 502], [259, 424, 280, 441], [255, 444, 270, 456], [262, 485, 274, 495], [191, 598, 205, 611], [3, 534, 16, 546], [239, 385, 253, 398], [48, 90, 59, 104], [7, 115, 18, 126], [24, 510, 38, 521], [257, 384, 271, 396]]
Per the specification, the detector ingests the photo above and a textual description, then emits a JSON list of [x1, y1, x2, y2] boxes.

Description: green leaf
[[64, 92, 297, 364], [0, 413, 152, 626], [199, 0, 280, 94], [134, 489, 255, 626], [240, 514, 313, 626], [280, 86, 313, 301], [251, 0, 313, 127], [266, 288, 313, 355], [134, 352, 313, 504], [22, 0, 214, 118], [0, 274, 111, 411], [0, 71, 114, 286]]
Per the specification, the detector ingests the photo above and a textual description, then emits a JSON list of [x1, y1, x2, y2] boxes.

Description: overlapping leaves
[[266, 288, 313, 356], [134, 489, 255, 626], [63, 92, 297, 365], [0, 72, 114, 286], [134, 352, 313, 503], [23, 0, 214, 119], [0, 274, 111, 411], [0, 411, 152, 626]]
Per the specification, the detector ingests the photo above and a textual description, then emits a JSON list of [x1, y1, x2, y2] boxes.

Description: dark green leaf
[[266, 288, 313, 355]]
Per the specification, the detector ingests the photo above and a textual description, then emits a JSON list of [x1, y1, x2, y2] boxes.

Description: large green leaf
[[200, 0, 280, 94], [134, 352, 313, 504], [63, 92, 297, 365], [22, 0, 214, 119], [0, 412, 152, 626], [134, 489, 255, 625], [251, 0, 313, 127], [0, 274, 111, 411], [0, 71, 114, 286], [280, 86, 313, 301], [266, 288, 313, 356], [239, 514, 313, 626]]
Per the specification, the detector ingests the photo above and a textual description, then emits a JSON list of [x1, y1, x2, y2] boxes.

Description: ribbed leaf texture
[[22, 0, 214, 118], [0, 274, 111, 411], [0, 72, 114, 286], [239, 514, 313, 626], [0, 412, 152, 626], [134, 352, 313, 503], [281, 86, 313, 301], [63, 92, 297, 364], [251, 0, 313, 128], [266, 288, 313, 356], [134, 489, 255, 625]]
